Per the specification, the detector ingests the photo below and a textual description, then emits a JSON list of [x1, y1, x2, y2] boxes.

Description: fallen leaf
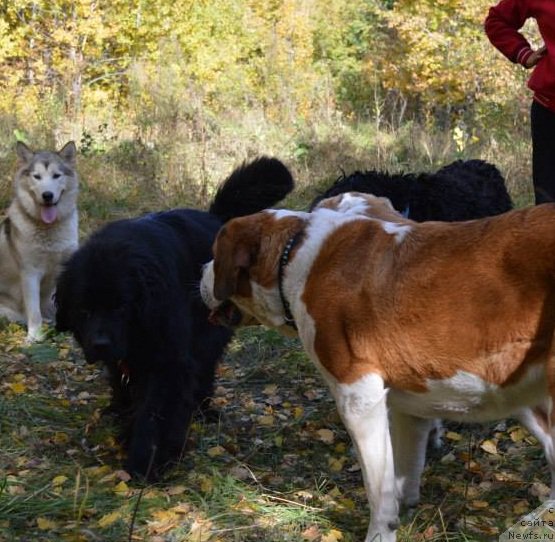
[[199, 475, 213, 494], [301, 525, 321, 540], [167, 485, 186, 496], [207, 445, 225, 458], [98, 511, 122, 528], [480, 439, 498, 455], [316, 429, 335, 444], [52, 432, 70, 445], [188, 518, 213, 542], [510, 427, 526, 442], [328, 456, 347, 472], [113, 481, 129, 496], [171, 503, 192, 514], [37, 517, 57, 530], [321, 529, 343, 542], [52, 475, 68, 487], [445, 431, 462, 441], [8, 382, 26, 394]]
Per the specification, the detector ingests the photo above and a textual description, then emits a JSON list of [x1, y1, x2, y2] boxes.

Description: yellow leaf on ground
[[207, 445, 225, 458], [52, 475, 68, 487], [510, 427, 526, 442], [199, 475, 213, 494], [171, 502, 192, 514], [328, 486, 342, 498], [113, 481, 129, 495], [150, 510, 179, 523], [8, 381, 27, 394], [480, 439, 498, 455], [468, 500, 489, 509], [52, 432, 69, 445], [338, 497, 356, 510], [258, 415, 274, 426], [97, 511, 122, 528], [445, 431, 462, 441], [321, 529, 344, 542], [316, 429, 335, 444], [37, 517, 57, 530], [167, 485, 186, 496], [328, 456, 347, 472], [188, 518, 213, 542]]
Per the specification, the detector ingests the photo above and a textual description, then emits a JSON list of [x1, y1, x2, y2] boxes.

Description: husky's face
[[15, 141, 78, 225]]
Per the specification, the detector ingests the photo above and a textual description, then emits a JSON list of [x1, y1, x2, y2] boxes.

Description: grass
[[0, 323, 551, 542], [0, 114, 543, 541]]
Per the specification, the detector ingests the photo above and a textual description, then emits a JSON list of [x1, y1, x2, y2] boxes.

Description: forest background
[[0, 1, 548, 541], [0, 0, 541, 223]]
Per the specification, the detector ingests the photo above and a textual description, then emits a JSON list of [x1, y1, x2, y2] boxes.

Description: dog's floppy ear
[[214, 243, 252, 301], [58, 141, 77, 165], [213, 222, 260, 301], [15, 141, 34, 164]]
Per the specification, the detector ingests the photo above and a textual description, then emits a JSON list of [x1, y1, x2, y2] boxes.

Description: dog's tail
[[209, 157, 294, 223]]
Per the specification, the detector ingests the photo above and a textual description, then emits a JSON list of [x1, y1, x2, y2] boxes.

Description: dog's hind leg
[[390, 409, 434, 509], [517, 404, 555, 498], [334, 373, 398, 542]]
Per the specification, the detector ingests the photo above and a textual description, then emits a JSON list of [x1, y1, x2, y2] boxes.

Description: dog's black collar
[[278, 230, 304, 330]]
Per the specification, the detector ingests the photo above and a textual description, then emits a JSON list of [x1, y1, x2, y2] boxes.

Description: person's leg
[[531, 100, 555, 204]]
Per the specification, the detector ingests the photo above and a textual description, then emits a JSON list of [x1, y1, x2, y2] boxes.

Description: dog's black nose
[[89, 334, 114, 360], [42, 191, 54, 203]]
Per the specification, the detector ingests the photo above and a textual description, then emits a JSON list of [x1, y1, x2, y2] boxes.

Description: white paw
[[26, 325, 45, 343]]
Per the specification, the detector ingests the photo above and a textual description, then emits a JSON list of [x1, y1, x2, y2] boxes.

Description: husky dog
[[0, 141, 79, 341]]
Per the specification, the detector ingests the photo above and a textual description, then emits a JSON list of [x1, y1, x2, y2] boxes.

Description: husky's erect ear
[[58, 141, 77, 165], [16, 141, 34, 164]]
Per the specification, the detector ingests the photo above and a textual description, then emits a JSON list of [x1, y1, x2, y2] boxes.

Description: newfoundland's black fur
[[55, 157, 293, 478], [310, 159, 513, 220]]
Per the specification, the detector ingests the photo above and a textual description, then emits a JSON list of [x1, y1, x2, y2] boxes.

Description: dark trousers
[[531, 100, 555, 204]]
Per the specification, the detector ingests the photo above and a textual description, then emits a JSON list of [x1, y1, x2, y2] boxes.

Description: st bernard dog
[[200, 192, 555, 542]]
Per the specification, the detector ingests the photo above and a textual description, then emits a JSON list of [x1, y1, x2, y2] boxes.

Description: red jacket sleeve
[[484, 0, 533, 66]]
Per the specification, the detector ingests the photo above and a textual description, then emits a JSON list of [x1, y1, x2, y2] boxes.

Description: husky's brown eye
[[33, 174, 41, 180], [53, 173, 61, 179]]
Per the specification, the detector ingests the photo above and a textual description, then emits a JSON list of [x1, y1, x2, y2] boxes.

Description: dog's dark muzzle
[[85, 336, 123, 364]]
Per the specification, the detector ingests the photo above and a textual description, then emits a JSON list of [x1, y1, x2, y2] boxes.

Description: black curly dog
[[311, 159, 512, 220], [55, 157, 293, 478]]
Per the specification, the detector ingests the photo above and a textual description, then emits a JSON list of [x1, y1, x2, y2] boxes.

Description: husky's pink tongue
[[40, 205, 58, 224]]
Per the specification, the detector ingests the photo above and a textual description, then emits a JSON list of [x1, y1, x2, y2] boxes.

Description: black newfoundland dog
[[55, 157, 293, 478], [310, 159, 513, 220]]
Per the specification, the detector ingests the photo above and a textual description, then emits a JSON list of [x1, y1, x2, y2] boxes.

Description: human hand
[[524, 45, 547, 68]]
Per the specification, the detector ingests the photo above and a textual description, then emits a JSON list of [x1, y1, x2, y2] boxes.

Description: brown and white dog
[[200, 192, 555, 542]]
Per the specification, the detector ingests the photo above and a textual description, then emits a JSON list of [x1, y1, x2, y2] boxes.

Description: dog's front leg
[[21, 269, 43, 341], [126, 367, 194, 479], [390, 409, 434, 509], [334, 373, 399, 542]]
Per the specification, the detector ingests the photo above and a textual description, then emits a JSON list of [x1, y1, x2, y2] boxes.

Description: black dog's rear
[[56, 157, 293, 478], [311, 159, 512, 221]]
